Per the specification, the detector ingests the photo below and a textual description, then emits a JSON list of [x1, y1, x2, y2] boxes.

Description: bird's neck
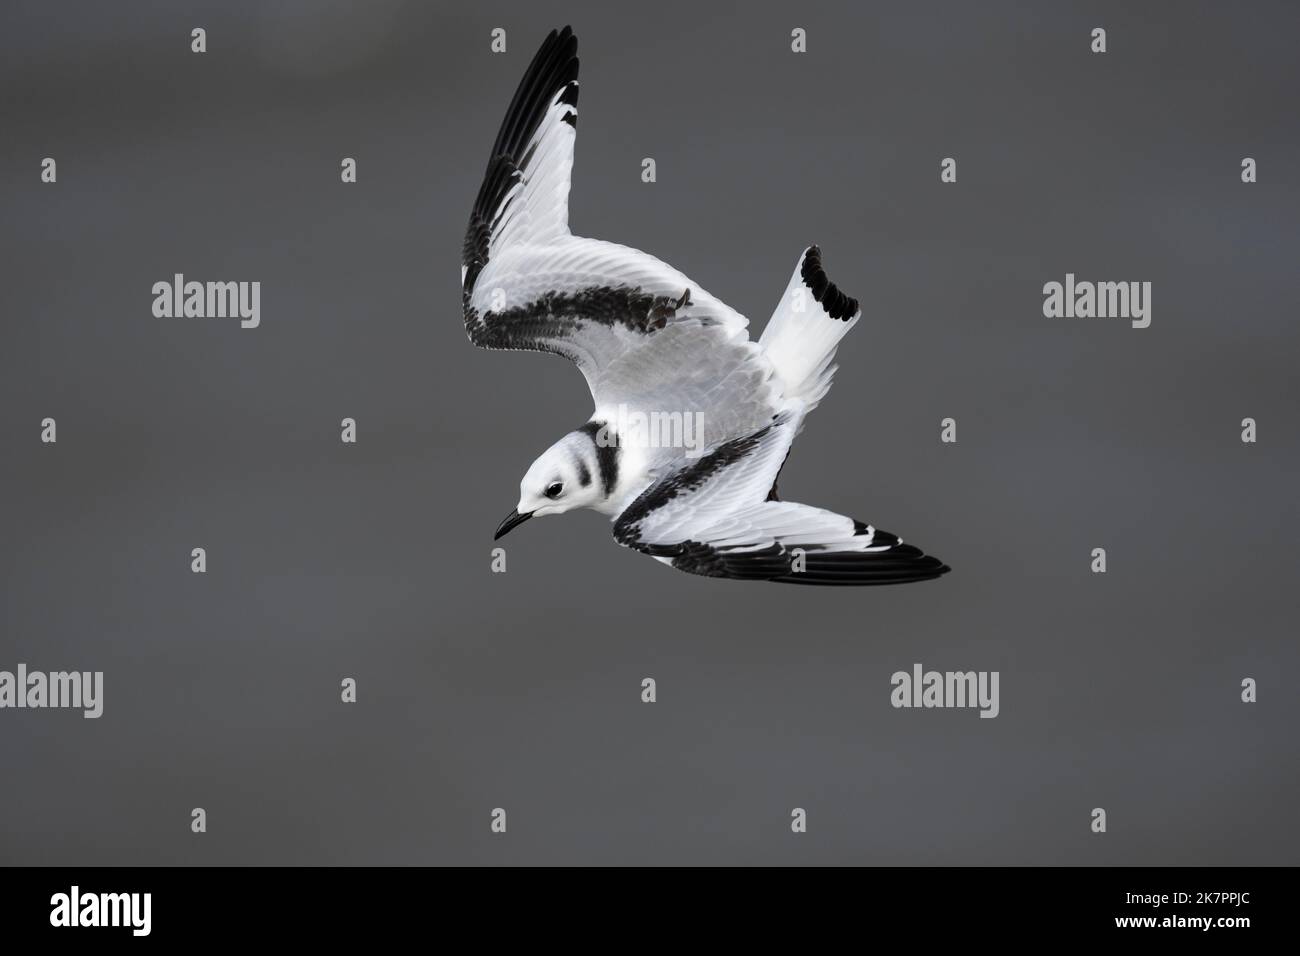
[[576, 419, 654, 517]]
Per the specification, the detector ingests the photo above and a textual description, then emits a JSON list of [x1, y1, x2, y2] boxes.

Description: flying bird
[[461, 26, 949, 586]]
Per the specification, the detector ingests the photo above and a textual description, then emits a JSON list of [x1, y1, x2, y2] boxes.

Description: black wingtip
[[800, 244, 860, 321], [774, 550, 952, 586], [462, 26, 581, 294]]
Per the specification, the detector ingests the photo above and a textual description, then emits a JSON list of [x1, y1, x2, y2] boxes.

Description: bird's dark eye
[[545, 481, 564, 499]]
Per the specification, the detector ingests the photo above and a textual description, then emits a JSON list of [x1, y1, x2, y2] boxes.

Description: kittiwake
[[461, 26, 950, 586]]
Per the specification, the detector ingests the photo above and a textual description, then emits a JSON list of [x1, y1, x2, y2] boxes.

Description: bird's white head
[[494, 425, 614, 539]]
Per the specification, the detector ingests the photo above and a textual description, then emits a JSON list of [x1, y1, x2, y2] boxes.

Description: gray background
[[2, 0, 1297, 865]]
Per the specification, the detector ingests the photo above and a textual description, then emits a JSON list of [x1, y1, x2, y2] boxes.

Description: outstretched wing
[[462, 26, 579, 297], [460, 27, 755, 411], [613, 415, 951, 586]]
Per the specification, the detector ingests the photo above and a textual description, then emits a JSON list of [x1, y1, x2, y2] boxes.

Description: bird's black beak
[[494, 508, 533, 540]]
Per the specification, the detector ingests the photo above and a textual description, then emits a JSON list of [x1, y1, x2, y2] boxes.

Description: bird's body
[[462, 27, 950, 586]]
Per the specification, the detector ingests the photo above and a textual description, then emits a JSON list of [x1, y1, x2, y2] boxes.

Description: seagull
[[461, 26, 950, 586]]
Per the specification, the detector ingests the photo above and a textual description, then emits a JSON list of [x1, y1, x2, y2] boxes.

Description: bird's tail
[[758, 245, 861, 412]]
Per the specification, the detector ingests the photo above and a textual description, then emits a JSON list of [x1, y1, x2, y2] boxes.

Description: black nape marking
[[800, 245, 859, 321], [577, 421, 619, 496]]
